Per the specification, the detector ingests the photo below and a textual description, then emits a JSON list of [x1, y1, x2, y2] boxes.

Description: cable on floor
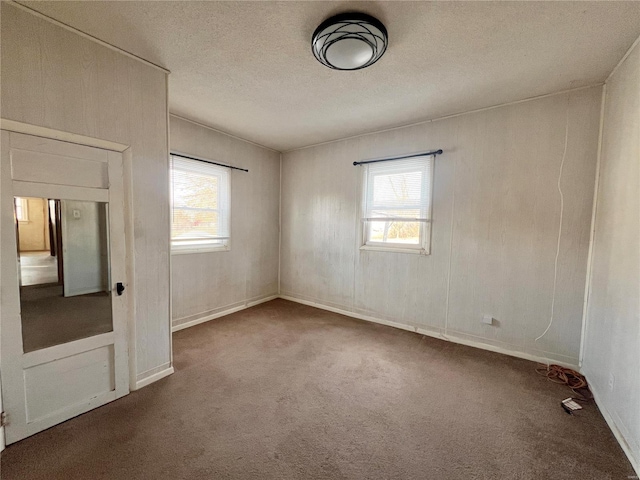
[[536, 364, 592, 401]]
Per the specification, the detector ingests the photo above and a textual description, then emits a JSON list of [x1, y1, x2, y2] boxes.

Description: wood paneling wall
[[583, 40, 640, 470], [281, 86, 602, 365], [170, 116, 280, 328], [1, 4, 171, 385]]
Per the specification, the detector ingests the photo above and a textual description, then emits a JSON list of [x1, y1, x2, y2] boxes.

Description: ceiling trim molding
[[606, 33, 640, 84], [7, 0, 170, 74], [283, 83, 604, 154], [169, 114, 280, 154]]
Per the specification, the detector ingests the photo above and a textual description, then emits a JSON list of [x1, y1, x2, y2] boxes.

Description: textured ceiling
[[19, 1, 640, 151]]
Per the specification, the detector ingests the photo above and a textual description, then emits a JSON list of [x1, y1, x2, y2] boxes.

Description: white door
[[0, 131, 129, 445]]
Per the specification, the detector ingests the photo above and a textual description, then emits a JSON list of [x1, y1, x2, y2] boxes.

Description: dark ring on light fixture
[[312, 12, 388, 71]]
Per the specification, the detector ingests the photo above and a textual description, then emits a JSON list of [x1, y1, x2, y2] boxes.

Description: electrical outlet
[[482, 314, 494, 325], [608, 373, 615, 392]]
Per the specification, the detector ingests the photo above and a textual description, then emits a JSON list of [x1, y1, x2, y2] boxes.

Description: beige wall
[[1, 4, 171, 386], [17, 198, 50, 252], [281, 86, 602, 366], [169, 116, 280, 329], [583, 39, 640, 470]]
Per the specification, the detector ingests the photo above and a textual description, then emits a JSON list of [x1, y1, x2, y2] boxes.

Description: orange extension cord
[[536, 364, 592, 401]]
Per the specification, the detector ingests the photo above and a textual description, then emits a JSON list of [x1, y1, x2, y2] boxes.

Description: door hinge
[[0, 412, 6, 427]]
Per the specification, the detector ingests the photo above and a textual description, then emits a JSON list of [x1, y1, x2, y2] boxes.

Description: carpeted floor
[[20, 283, 112, 352], [1, 299, 634, 479]]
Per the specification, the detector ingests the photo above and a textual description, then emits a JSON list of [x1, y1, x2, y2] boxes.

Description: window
[[170, 155, 230, 253], [15, 197, 28, 222], [361, 155, 433, 254]]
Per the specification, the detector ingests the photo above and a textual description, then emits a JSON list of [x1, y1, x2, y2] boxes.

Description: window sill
[[360, 245, 430, 255], [171, 245, 230, 255]]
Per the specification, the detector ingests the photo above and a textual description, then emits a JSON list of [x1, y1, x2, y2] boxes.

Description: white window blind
[[170, 155, 230, 252], [362, 155, 433, 253]]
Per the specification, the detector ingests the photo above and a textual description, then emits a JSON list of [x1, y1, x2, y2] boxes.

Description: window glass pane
[[15, 197, 28, 221], [172, 208, 220, 240], [170, 155, 230, 250], [173, 170, 219, 209], [362, 155, 433, 251], [368, 221, 421, 244], [172, 169, 220, 240]]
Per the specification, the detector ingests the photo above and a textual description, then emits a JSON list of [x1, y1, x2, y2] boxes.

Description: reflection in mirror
[[15, 197, 113, 353]]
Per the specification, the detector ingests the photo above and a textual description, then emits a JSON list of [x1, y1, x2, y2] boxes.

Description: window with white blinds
[[14, 197, 28, 222], [170, 155, 230, 252], [362, 155, 433, 253]]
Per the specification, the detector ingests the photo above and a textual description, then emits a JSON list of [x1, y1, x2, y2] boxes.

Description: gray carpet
[[1, 299, 634, 479], [20, 284, 112, 352]]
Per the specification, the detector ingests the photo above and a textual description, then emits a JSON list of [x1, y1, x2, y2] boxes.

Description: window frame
[[360, 155, 434, 255], [170, 153, 231, 255]]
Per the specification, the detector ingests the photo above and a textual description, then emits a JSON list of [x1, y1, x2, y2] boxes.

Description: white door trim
[[13, 181, 109, 202], [1, 119, 128, 152]]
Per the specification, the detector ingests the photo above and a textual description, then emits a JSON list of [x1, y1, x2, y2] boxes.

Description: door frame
[[0, 120, 137, 449]]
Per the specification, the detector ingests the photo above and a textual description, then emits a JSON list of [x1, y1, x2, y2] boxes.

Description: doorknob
[[116, 282, 125, 296]]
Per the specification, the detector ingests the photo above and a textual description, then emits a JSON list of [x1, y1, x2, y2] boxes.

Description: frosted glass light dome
[[312, 13, 388, 71]]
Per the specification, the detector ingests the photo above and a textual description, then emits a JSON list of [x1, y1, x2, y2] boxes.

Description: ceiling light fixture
[[312, 12, 388, 71]]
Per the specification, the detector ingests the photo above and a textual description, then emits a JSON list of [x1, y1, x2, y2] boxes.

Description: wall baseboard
[[135, 366, 174, 390], [171, 293, 579, 369], [279, 294, 579, 369], [133, 295, 277, 391], [588, 379, 639, 476], [166, 292, 640, 473], [172, 295, 278, 332]]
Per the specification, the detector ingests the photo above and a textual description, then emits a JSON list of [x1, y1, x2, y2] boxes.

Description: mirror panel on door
[[16, 197, 113, 353]]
